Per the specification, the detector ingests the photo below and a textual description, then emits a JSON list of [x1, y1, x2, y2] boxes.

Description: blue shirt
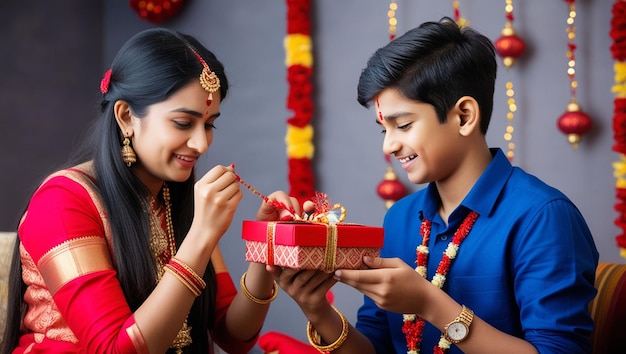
[[356, 148, 598, 353]]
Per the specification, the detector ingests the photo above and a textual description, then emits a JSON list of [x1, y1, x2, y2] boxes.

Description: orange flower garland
[[611, 0, 626, 257], [285, 0, 315, 207]]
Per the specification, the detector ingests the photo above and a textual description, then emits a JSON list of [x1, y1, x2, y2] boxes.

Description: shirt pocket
[[448, 274, 519, 332]]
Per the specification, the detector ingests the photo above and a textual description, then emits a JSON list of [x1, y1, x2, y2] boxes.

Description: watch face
[[446, 322, 468, 341]]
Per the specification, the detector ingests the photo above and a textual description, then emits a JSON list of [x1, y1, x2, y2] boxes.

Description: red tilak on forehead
[[376, 96, 384, 121]]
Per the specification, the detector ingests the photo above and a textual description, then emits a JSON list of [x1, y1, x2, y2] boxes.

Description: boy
[[270, 17, 598, 353]]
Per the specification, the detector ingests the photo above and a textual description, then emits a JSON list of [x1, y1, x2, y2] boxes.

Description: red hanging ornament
[[129, 0, 185, 24], [557, 0, 592, 148], [494, 26, 526, 69], [557, 101, 592, 149], [377, 165, 407, 209]]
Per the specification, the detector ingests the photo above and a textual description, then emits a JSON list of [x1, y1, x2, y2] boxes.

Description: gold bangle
[[307, 305, 349, 353], [239, 271, 278, 304]]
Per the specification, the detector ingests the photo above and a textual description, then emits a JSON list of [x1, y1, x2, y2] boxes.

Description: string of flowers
[[402, 211, 479, 353], [284, 0, 315, 207], [611, 0, 626, 258]]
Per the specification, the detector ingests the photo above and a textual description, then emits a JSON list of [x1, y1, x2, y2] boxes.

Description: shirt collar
[[422, 148, 512, 221]]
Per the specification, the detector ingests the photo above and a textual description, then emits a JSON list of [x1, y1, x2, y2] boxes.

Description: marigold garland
[[611, 0, 626, 258], [285, 0, 315, 207]]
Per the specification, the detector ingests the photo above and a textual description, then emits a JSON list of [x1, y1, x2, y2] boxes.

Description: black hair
[[357, 17, 497, 134], [1, 28, 228, 353]]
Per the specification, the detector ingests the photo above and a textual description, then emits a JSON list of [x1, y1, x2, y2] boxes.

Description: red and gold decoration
[[377, 156, 408, 209], [376, 2, 408, 210], [494, 0, 525, 162], [452, 0, 469, 27], [611, 0, 626, 257], [556, 0, 592, 149], [285, 0, 315, 207], [494, 0, 526, 70], [129, 0, 185, 24], [388, 1, 398, 41]]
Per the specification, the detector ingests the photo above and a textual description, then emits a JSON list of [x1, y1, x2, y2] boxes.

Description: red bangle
[[168, 258, 206, 293]]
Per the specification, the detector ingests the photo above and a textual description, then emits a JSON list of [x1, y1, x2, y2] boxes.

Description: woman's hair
[[357, 17, 497, 134], [2, 28, 229, 353]]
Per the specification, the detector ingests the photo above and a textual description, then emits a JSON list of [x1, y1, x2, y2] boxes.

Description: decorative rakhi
[[235, 172, 345, 224]]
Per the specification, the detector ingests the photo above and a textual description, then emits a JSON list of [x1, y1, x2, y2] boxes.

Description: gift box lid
[[242, 220, 384, 248]]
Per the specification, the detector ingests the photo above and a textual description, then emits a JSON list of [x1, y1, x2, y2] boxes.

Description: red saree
[[13, 163, 252, 353]]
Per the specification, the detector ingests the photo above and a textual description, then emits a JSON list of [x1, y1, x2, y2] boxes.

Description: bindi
[[376, 96, 384, 121]]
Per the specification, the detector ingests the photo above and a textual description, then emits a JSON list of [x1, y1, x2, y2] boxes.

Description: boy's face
[[375, 88, 467, 185]]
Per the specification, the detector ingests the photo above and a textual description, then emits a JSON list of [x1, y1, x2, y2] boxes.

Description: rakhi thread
[[234, 173, 297, 216]]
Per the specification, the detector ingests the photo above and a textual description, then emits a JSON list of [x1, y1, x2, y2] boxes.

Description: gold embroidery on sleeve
[[38, 236, 113, 295], [126, 323, 149, 354]]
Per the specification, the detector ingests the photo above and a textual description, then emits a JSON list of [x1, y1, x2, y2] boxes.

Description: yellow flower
[[615, 62, 626, 83], [613, 156, 626, 188], [284, 34, 313, 68], [612, 83, 626, 97], [285, 124, 314, 159]]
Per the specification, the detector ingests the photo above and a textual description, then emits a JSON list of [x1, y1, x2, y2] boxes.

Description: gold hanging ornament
[[556, 0, 592, 149], [494, 0, 525, 162], [376, 1, 408, 209]]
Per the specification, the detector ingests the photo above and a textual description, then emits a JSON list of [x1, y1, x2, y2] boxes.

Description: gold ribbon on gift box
[[264, 221, 339, 273], [266, 203, 346, 272]]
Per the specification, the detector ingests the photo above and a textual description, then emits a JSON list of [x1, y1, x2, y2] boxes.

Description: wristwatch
[[443, 305, 474, 344]]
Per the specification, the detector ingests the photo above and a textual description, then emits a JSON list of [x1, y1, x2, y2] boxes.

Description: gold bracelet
[[307, 305, 349, 353], [239, 271, 278, 304]]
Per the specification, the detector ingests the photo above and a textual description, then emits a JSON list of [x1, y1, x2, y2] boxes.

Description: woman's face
[[129, 81, 221, 195]]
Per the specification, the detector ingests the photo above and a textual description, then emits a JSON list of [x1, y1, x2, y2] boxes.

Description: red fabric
[[212, 272, 259, 354], [15, 174, 142, 353], [258, 331, 318, 354]]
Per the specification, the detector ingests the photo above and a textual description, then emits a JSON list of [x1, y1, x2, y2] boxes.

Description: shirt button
[[440, 235, 448, 241]]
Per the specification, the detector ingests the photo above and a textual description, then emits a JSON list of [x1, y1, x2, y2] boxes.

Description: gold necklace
[[149, 183, 192, 353]]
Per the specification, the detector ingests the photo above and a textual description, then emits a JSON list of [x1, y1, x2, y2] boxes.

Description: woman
[[1, 28, 295, 353]]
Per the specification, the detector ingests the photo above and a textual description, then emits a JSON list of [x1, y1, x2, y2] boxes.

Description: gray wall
[[0, 0, 617, 351], [0, 0, 103, 230]]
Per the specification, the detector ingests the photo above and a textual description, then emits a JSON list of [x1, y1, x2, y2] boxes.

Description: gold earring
[[121, 136, 136, 167]]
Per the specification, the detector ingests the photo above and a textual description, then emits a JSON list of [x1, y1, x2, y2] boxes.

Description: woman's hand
[[255, 190, 301, 221], [191, 164, 242, 238]]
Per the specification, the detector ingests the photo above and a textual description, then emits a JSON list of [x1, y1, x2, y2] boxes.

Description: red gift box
[[242, 221, 384, 271]]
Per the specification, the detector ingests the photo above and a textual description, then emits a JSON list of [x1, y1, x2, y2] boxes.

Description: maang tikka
[[121, 135, 137, 167], [188, 48, 220, 106]]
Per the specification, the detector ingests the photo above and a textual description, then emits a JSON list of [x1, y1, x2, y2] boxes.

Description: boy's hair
[[357, 17, 497, 134]]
